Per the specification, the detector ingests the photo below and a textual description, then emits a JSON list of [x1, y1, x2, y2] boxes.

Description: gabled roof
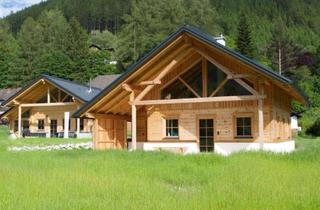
[[43, 75, 101, 102], [73, 25, 305, 117], [89, 74, 121, 89], [2, 74, 101, 106]]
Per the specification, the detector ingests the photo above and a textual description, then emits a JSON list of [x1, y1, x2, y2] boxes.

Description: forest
[[1, 0, 320, 134]]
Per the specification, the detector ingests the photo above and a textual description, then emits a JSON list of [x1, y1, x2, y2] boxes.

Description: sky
[[0, 0, 43, 18]]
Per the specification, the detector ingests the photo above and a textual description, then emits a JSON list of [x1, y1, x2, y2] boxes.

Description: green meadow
[[0, 126, 319, 210]]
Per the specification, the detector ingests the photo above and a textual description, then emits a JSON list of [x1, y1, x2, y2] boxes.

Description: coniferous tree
[[267, 24, 299, 77], [17, 17, 44, 84], [35, 9, 72, 79], [236, 13, 254, 58], [65, 17, 89, 83], [0, 21, 19, 88], [117, 0, 185, 68]]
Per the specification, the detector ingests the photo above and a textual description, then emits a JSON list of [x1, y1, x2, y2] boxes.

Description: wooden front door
[[50, 119, 58, 137], [199, 119, 214, 152], [94, 118, 127, 150]]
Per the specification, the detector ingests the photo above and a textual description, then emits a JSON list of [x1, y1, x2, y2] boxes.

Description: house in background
[[0, 75, 101, 138], [0, 88, 21, 124], [89, 74, 121, 89], [291, 113, 302, 135], [73, 26, 305, 155]]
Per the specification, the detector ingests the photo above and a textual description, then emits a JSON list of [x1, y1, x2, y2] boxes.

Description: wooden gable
[[5, 79, 80, 107], [79, 29, 304, 118]]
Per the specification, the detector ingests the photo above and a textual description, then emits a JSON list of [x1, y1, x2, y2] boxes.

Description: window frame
[[37, 119, 45, 131], [234, 113, 254, 139], [163, 117, 179, 139]]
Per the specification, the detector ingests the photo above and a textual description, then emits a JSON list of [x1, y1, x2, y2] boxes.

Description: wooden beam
[[139, 80, 161, 86], [122, 83, 134, 92], [135, 47, 193, 102], [234, 78, 259, 95], [47, 88, 50, 103], [61, 94, 69, 102], [135, 95, 265, 106], [131, 104, 137, 150], [20, 102, 76, 107], [178, 77, 201, 98], [160, 56, 202, 90], [85, 113, 131, 121], [258, 85, 265, 149], [195, 48, 233, 76], [58, 89, 61, 102], [202, 58, 207, 97], [227, 74, 250, 79], [194, 48, 259, 95], [209, 77, 229, 97], [18, 105, 21, 138], [13, 99, 20, 105], [134, 42, 190, 84]]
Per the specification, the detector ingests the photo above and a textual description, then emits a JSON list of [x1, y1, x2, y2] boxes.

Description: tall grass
[[0, 126, 319, 209]]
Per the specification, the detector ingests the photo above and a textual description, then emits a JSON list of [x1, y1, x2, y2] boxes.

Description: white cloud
[[0, 0, 44, 18]]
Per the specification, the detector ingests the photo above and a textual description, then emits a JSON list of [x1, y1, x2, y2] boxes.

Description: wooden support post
[[76, 118, 80, 136], [202, 58, 207, 97], [18, 105, 22, 138], [58, 90, 61, 102], [258, 85, 264, 150], [131, 104, 137, 151], [64, 112, 69, 138], [47, 88, 50, 103]]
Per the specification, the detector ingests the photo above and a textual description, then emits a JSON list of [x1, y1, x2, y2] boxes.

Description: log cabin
[[0, 75, 101, 138], [74, 26, 303, 155]]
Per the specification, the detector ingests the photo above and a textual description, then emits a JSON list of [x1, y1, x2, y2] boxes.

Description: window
[[14, 120, 18, 132], [207, 61, 227, 94], [80, 119, 84, 131], [217, 80, 251, 96], [165, 119, 179, 137], [38, 119, 45, 130], [236, 117, 252, 137], [161, 62, 202, 99], [161, 79, 195, 99]]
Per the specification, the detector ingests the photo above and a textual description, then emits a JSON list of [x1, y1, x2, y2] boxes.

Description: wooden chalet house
[[1, 75, 101, 138], [73, 26, 305, 155]]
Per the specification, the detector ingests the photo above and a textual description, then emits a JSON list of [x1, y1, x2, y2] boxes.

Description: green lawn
[[0, 126, 319, 209]]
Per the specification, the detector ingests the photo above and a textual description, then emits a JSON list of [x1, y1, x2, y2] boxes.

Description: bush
[[306, 118, 320, 136]]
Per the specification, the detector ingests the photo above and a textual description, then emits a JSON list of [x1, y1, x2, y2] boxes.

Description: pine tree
[[117, 0, 185, 68], [267, 24, 299, 77], [236, 13, 254, 58], [0, 21, 19, 88], [65, 17, 88, 61], [65, 17, 89, 83], [184, 0, 220, 34], [35, 9, 72, 79], [17, 17, 44, 84]]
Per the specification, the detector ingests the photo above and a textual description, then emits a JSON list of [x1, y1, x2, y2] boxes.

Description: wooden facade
[[73, 27, 305, 153]]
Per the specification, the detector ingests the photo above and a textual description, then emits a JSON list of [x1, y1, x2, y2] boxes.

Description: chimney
[[88, 78, 92, 93], [214, 33, 226, 46]]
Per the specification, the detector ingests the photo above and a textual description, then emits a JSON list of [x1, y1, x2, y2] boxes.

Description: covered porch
[[2, 77, 93, 139]]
